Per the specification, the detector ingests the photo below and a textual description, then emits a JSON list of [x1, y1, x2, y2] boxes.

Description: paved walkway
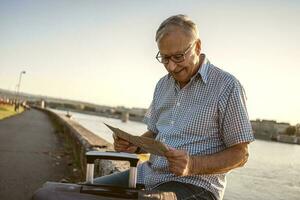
[[0, 109, 73, 200]]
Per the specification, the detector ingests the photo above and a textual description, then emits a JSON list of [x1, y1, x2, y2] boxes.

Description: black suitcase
[[32, 151, 176, 200]]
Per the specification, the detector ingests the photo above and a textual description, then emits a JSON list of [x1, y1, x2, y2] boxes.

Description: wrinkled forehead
[[157, 27, 194, 55], [157, 25, 194, 42]]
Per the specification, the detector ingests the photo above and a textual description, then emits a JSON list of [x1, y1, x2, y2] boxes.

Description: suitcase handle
[[85, 151, 139, 188], [86, 151, 139, 167]]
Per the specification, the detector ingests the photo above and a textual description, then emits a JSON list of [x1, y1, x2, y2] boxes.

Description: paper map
[[104, 123, 168, 156]]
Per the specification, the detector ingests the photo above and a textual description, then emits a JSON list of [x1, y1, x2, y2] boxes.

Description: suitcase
[[32, 151, 176, 200]]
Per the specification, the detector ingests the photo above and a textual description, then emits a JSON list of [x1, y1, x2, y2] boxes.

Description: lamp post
[[16, 70, 26, 111]]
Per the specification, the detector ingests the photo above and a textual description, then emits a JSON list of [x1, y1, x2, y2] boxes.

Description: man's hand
[[113, 136, 138, 153], [165, 147, 191, 176]]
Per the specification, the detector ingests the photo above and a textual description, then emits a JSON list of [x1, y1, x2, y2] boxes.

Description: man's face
[[157, 29, 201, 88]]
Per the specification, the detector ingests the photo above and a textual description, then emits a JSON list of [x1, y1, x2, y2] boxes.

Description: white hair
[[155, 14, 199, 42]]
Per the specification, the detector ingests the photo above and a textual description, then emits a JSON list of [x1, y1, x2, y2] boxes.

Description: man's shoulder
[[155, 74, 172, 89], [208, 64, 240, 87]]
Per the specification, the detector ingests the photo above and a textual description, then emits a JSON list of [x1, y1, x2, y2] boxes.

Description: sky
[[0, 0, 299, 125]]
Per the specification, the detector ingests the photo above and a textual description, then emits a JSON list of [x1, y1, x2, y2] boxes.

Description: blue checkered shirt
[[137, 55, 254, 200]]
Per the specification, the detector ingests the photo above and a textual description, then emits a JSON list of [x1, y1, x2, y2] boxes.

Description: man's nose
[[166, 59, 177, 72]]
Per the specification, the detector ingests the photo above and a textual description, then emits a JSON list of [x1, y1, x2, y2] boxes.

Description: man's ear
[[195, 39, 201, 56]]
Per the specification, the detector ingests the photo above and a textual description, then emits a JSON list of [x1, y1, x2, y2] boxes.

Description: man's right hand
[[113, 136, 138, 153]]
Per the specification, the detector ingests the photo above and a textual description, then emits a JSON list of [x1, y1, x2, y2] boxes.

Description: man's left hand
[[165, 147, 191, 176]]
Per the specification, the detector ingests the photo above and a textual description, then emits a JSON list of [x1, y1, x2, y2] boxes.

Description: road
[[0, 109, 74, 200]]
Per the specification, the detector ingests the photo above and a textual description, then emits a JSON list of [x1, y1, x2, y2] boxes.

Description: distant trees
[[285, 126, 296, 136], [285, 124, 300, 136], [296, 124, 300, 136], [83, 106, 96, 112]]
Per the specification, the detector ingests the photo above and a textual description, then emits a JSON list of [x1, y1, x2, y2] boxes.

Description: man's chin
[[174, 77, 189, 86]]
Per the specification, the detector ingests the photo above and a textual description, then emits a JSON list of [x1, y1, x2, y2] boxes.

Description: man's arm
[[165, 142, 249, 176], [190, 142, 249, 174]]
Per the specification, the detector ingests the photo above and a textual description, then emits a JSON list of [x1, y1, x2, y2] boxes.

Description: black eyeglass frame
[[155, 42, 196, 64]]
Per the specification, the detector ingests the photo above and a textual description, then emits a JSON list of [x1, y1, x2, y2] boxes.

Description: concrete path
[[0, 109, 73, 200]]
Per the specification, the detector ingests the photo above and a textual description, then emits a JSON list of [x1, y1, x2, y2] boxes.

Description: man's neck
[[190, 54, 205, 80], [178, 54, 205, 89], [196, 54, 205, 72]]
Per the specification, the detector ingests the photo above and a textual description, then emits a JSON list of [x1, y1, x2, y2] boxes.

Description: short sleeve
[[143, 81, 162, 135], [219, 80, 255, 147], [143, 100, 159, 134]]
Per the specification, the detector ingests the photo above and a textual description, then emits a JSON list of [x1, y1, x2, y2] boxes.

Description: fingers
[[169, 164, 189, 176], [126, 145, 138, 153], [167, 146, 176, 151], [165, 148, 186, 158], [168, 158, 188, 169], [113, 137, 137, 153], [168, 160, 189, 176], [165, 148, 190, 176], [114, 137, 129, 151]]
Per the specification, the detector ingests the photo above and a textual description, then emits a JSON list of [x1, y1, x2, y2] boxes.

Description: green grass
[[0, 104, 24, 120]]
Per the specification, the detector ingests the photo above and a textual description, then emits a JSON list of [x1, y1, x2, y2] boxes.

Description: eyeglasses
[[156, 42, 195, 64]]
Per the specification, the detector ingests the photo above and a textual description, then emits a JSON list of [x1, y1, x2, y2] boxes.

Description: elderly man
[[95, 14, 254, 200]]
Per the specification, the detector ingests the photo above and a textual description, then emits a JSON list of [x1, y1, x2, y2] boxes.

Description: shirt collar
[[167, 53, 210, 85], [197, 54, 209, 84]]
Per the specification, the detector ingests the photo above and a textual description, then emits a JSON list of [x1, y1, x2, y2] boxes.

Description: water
[[224, 140, 300, 200], [52, 109, 300, 200], [51, 109, 147, 144]]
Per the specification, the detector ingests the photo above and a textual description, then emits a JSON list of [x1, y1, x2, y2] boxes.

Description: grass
[[0, 104, 24, 120]]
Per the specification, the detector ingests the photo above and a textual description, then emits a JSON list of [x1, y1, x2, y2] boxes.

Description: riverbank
[[0, 104, 24, 120]]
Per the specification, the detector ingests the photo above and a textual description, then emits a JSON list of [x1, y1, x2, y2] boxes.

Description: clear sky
[[0, 0, 299, 125]]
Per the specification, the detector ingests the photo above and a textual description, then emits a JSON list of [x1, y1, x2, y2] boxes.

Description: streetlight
[[16, 70, 26, 111]]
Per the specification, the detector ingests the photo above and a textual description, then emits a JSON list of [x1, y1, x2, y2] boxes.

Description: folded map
[[104, 123, 168, 156]]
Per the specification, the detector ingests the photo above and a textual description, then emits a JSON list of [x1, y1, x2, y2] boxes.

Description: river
[[52, 109, 300, 200]]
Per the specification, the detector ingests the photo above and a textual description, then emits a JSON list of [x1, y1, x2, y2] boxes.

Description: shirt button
[[177, 102, 180, 106], [171, 121, 174, 125]]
